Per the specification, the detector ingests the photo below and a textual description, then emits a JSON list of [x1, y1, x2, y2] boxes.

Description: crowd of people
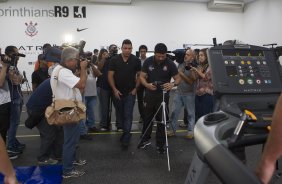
[[0, 40, 281, 183]]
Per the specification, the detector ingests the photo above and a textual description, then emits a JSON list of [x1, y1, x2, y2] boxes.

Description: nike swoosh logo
[[77, 28, 88, 32]]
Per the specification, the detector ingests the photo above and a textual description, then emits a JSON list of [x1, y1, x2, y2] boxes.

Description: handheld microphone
[[23, 71, 28, 82]]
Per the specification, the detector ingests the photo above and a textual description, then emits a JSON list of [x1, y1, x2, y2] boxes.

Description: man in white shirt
[[50, 47, 88, 178]]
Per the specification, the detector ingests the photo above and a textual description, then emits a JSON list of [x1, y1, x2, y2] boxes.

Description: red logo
[[25, 21, 38, 37]]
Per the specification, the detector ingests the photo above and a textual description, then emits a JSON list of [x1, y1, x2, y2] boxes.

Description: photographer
[[138, 43, 180, 154], [51, 47, 88, 178], [5, 46, 26, 157], [169, 49, 197, 139]]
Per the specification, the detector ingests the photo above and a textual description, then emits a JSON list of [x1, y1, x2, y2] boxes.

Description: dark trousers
[[142, 93, 169, 148], [27, 109, 63, 161], [0, 102, 11, 143], [137, 85, 145, 120], [195, 94, 214, 122], [37, 118, 64, 161]]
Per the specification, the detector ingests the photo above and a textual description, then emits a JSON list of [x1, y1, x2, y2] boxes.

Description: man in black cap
[[138, 43, 180, 154]]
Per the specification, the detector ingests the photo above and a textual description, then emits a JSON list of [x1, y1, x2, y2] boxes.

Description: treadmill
[[184, 44, 282, 184]]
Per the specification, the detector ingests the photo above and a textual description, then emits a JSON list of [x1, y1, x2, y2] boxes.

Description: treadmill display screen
[[208, 46, 282, 95], [222, 50, 264, 57]]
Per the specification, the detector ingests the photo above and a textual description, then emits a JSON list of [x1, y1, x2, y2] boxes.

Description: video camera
[[166, 49, 186, 64], [0, 53, 25, 66]]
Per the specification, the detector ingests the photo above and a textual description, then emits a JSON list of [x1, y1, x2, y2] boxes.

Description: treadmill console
[[208, 45, 282, 96]]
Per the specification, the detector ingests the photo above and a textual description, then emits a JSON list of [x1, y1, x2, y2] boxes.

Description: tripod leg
[[162, 101, 171, 171]]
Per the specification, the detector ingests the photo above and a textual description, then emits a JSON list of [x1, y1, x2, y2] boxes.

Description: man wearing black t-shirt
[[138, 43, 180, 154], [108, 39, 141, 148]]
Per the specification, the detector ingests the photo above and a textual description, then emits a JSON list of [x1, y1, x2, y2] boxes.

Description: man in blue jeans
[[5, 46, 26, 156], [108, 39, 141, 148], [50, 47, 88, 178], [169, 49, 197, 139]]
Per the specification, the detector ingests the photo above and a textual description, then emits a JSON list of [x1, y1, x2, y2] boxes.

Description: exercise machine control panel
[[208, 45, 282, 96]]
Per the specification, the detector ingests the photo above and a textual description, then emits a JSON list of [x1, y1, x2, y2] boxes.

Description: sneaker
[[116, 128, 123, 132], [7, 147, 23, 154], [80, 134, 93, 140], [167, 131, 175, 137], [137, 140, 151, 149], [38, 158, 58, 165], [8, 152, 19, 160], [88, 127, 99, 133], [63, 169, 85, 179], [100, 127, 109, 131], [157, 146, 166, 154], [73, 159, 87, 166], [179, 122, 188, 128], [185, 131, 194, 139]]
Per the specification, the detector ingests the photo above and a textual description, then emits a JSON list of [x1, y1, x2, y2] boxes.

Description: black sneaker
[[88, 127, 99, 133], [7, 147, 23, 154], [80, 134, 92, 140], [137, 141, 151, 149], [63, 169, 85, 178], [157, 147, 166, 154], [8, 152, 19, 160]]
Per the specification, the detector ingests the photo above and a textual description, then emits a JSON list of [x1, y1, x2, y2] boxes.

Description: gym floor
[[11, 91, 282, 184]]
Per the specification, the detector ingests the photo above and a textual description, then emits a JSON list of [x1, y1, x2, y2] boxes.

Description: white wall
[[0, 0, 245, 83], [243, 0, 282, 46]]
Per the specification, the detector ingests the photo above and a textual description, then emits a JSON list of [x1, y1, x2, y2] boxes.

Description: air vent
[[208, 0, 244, 12]]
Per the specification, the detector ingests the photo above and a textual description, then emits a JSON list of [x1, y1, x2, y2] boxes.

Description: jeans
[[0, 102, 11, 143], [112, 94, 136, 143], [79, 96, 97, 135], [195, 94, 214, 122], [97, 87, 112, 129], [84, 96, 97, 128], [7, 97, 23, 149], [63, 123, 80, 173], [170, 93, 195, 132]]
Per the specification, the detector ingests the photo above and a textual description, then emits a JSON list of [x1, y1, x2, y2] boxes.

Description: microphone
[[23, 71, 28, 82]]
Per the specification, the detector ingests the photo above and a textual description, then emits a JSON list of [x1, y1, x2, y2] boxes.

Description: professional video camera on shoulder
[[0, 46, 25, 66]]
